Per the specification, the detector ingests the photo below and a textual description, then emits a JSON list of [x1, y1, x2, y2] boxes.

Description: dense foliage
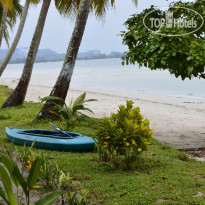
[[121, 0, 205, 80], [95, 100, 153, 169]]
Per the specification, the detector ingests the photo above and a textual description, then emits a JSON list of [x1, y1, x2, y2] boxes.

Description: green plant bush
[[95, 100, 153, 169], [0, 153, 63, 205], [41, 92, 97, 131]]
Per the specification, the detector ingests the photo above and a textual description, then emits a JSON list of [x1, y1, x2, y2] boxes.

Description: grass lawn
[[0, 85, 205, 205]]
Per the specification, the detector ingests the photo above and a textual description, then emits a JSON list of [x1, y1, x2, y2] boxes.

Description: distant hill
[[0, 48, 124, 64]]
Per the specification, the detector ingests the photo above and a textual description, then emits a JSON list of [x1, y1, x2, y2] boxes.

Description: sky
[[1, 0, 183, 54]]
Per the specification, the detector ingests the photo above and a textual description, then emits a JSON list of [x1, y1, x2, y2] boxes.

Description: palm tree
[[2, 0, 51, 108], [2, 0, 80, 108], [36, 0, 92, 119], [1, 0, 109, 109], [0, 0, 13, 44], [0, 0, 22, 47], [36, 0, 137, 120], [0, 0, 40, 77]]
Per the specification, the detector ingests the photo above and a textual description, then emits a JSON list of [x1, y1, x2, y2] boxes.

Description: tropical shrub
[[95, 100, 153, 169], [0, 153, 63, 205], [41, 92, 97, 131]]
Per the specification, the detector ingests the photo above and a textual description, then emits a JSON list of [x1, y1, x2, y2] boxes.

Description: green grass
[[1, 85, 205, 205]]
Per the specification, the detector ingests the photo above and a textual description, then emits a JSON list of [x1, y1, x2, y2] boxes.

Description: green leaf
[[41, 96, 64, 104], [82, 108, 94, 114], [0, 165, 18, 205], [161, 59, 166, 66], [59, 110, 69, 121], [35, 192, 63, 205], [187, 56, 192, 61], [27, 157, 41, 189], [0, 186, 9, 204], [0, 154, 19, 187], [188, 66, 194, 74], [73, 92, 86, 107], [13, 166, 28, 196], [53, 103, 64, 111], [73, 104, 84, 113], [0, 154, 27, 197]]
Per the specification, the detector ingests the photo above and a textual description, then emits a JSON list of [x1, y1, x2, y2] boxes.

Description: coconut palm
[[36, 0, 138, 120], [2, 0, 80, 108], [3, 0, 137, 110], [0, 0, 13, 44], [2, 0, 51, 108], [0, 0, 40, 77], [0, 0, 22, 47], [2, 0, 81, 108], [2, 0, 112, 109], [36, 0, 92, 119]]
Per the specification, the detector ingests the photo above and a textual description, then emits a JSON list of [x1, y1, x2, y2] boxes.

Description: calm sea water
[[2, 58, 205, 101]]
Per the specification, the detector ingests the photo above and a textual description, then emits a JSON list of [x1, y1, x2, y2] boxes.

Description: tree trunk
[[0, 1, 29, 77], [2, 0, 51, 108], [0, 7, 7, 47], [35, 0, 91, 120]]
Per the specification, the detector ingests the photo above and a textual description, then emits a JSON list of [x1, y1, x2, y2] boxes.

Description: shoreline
[[0, 77, 205, 149]]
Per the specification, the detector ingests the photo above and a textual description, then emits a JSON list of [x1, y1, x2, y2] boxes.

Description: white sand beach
[[1, 77, 205, 150]]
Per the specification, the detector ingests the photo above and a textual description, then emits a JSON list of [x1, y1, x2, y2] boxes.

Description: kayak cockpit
[[18, 130, 79, 139]]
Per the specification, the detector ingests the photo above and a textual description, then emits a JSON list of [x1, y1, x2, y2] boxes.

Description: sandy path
[[0, 78, 205, 149]]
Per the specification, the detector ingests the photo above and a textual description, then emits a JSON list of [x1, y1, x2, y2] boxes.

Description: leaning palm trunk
[[0, 7, 8, 47], [2, 0, 51, 108], [0, 1, 29, 77], [36, 0, 91, 120]]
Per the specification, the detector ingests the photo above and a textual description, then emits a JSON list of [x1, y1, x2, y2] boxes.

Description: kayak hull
[[5, 127, 95, 152]]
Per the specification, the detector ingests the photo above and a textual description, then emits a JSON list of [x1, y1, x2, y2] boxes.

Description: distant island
[[0, 48, 124, 64]]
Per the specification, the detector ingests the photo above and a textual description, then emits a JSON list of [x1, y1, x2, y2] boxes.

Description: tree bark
[[35, 0, 91, 120], [0, 7, 8, 47], [2, 0, 51, 108], [0, 1, 29, 77]]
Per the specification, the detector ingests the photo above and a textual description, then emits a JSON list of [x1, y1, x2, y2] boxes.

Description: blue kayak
[[5, 127, 95, 151]]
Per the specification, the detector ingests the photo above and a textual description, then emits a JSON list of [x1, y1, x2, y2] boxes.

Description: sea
[[2, 58, 205, 102]]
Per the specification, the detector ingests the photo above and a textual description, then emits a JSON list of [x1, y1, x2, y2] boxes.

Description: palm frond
[[0, 0, 13, 11], [54, 0, 78, 19], [0, 0, 23, 46], [55, 0, 117, 19], [29, 0, 41, 6]]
